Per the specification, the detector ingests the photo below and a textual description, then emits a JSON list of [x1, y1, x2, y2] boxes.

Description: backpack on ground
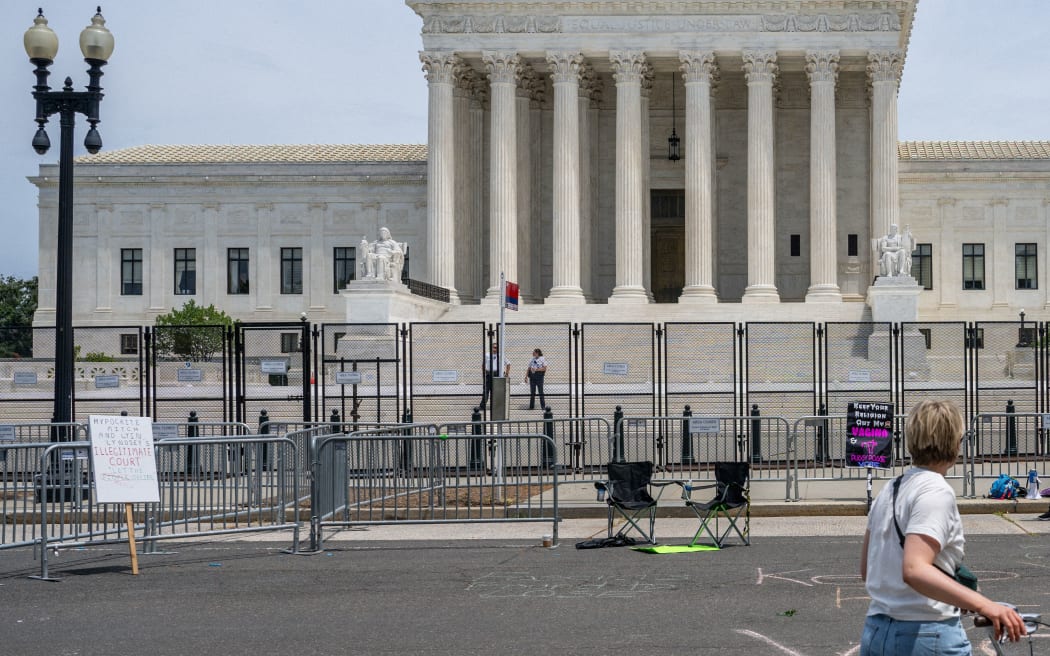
[[989, 474, 1021, 500]]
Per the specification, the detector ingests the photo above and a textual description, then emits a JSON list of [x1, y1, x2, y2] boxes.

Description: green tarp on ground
[[630, 544, 719, 554]]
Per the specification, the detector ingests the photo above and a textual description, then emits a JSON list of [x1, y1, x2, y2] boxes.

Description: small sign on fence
[[431, 370, 459, 383], [260, 359, 288, 375], [688, 417, 721, 435], [603, 362, 629, 376], [177, 368, 203, 383], [847, 369, 872, 383], [845, 401, 893, 469], [151, 423, 179, 440], [13, 371, 37, 385], [94, 375, 120, 389], [335, 371, 363, 385]]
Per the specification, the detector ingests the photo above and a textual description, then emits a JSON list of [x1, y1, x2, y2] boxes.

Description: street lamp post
[[24, 7, 114, 436]]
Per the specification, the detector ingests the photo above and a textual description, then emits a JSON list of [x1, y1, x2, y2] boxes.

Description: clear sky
[[1, 0, 1048, 281]]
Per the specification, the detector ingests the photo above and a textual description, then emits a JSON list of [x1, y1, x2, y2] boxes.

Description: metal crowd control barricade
[[613, 414, 793, 497], [968, 412, 1048, 498], [308, 426, 559, 552], [439, 417, 611, 481], [31, 435, 300, 581]]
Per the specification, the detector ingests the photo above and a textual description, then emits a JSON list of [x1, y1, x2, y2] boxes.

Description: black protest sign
[[846, 402, 893, 468]]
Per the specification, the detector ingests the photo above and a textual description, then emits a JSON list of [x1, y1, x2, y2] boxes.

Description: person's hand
[[979, 601, 1027, 642]]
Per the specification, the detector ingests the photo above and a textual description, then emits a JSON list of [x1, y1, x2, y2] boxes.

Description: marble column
[[482, 51, 521, 301], [453, 70, 477, 302], [609, 50, 649, 304], [308, 202, 327, 312], [252, 203, 270, 310], [580, 68, 599, 301], [868, 50, 903, 276], [516, 66, 536, 303], [469, 82, 487, 304], [742, 50, 780, 303], [805, 50, 843, 302], [421, 51, 461, 303], [545, 51, 586, 304], [679, 51, 718, 303], [641, 65, 655, 301]]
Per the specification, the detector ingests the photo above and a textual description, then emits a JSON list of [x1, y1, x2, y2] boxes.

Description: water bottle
[[681, 479, 693, 500], [595, 483, 606, 502], [1027, 470, 1041, 500]]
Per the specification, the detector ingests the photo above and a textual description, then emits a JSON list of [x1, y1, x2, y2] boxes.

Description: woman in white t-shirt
[[860, 399, 1025, 654]]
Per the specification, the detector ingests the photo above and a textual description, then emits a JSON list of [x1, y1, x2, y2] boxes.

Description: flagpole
[[499, 271, 506, 378]]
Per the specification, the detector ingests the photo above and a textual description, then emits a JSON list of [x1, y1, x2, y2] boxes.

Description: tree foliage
[[0, 276, 38, 358], [153, 300, 234, 362]]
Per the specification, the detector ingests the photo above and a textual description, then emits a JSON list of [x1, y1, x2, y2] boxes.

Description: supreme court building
[[30, 1, 1050, 331]]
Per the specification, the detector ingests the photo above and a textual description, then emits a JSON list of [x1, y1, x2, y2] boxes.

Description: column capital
[[866, 49, 903, 84], [420, 51, 462, 85], [610, 50, 648, 84], [679, 50, 718, 85], [742, 50, 778, 84], [639, 62, 655, 97], [546, 51, 584, 84], [579, 64, 603, 103], [482, 51, 522, 85], [805, 50, 840, 85]]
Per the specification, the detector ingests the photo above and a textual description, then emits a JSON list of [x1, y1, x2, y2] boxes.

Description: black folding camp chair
[[685, 461, 750, 548], [597, 461, 674, 545]]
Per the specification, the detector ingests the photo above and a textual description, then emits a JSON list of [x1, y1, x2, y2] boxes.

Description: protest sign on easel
[[845, 401, 894, 513], [89, 416, 160, 575]]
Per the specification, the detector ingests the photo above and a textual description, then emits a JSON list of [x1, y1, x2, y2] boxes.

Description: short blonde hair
[[905, 399, 964, 466]]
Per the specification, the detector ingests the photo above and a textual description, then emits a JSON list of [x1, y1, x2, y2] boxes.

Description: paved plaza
[[3, 512, 1050, 655]]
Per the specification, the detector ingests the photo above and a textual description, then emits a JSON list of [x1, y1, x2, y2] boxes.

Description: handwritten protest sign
[[89, 415, 160, 504], [845, 402, 893, 469]]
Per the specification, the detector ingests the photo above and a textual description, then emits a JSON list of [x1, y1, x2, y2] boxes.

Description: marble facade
[[29, 2, 1050, 335]]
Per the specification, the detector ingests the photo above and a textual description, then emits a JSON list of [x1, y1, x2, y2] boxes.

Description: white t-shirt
[[865, 467, 965, 621]]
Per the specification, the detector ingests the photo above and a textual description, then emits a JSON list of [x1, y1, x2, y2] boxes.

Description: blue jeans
[[861, 613, 970, 656]]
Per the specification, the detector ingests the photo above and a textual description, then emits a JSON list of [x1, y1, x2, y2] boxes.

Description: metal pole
[[53, 105, 75, 432]]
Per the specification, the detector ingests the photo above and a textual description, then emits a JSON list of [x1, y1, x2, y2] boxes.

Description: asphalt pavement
[[4, 513, 1050, 656]]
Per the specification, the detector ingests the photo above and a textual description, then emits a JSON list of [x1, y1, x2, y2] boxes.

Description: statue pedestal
[[342, 279, 449, 325], [866, 275, 922, 324], [336, 279, 450, 360], [865, 276, 930, 380]]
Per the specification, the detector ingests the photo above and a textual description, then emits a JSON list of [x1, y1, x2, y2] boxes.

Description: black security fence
[[0, 320, 1045, 428]]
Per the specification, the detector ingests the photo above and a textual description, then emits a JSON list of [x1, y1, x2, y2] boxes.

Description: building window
[[174, 248, 196, 295], [119, 333, 138, 355], [334, 247, 356, 292], [912, 243, 933, 290], [1015, 243, 1038, 289], [401, 246, 410, 281], [847, 234, 858, 257], [281, 247, 303, 294], [790, 234, 801, 257], [1018, 327, 1037, 347], [227, 248, 250, 294], [121, 248, 143, 295], [962, 243, 985, 290], [280, 332, 301, 353]]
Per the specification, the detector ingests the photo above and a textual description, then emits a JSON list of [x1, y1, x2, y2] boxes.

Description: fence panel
[[310, 428, 559, 550], [319, 323, 402, 425], [0, 326, 56, 422], [900, 322, 968, 419], [580, 323, 655, 419], [974, 321, 1039, 416], [968, 412, 1047, 486], [614, 415, 791, 484], [149, 324, 230, 422], [238, 323, 311, 423], [824, 322, 893, 415], [408, 322, 486, 424], [664, 322, 737, 418], [440, 417, 610, 480], [745, 323, 817, 419], [502, 323, 573, 416]]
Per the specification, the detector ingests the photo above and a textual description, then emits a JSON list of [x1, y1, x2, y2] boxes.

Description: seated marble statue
[[360, 227, 405, 282], [874, 224, 914, 278]]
